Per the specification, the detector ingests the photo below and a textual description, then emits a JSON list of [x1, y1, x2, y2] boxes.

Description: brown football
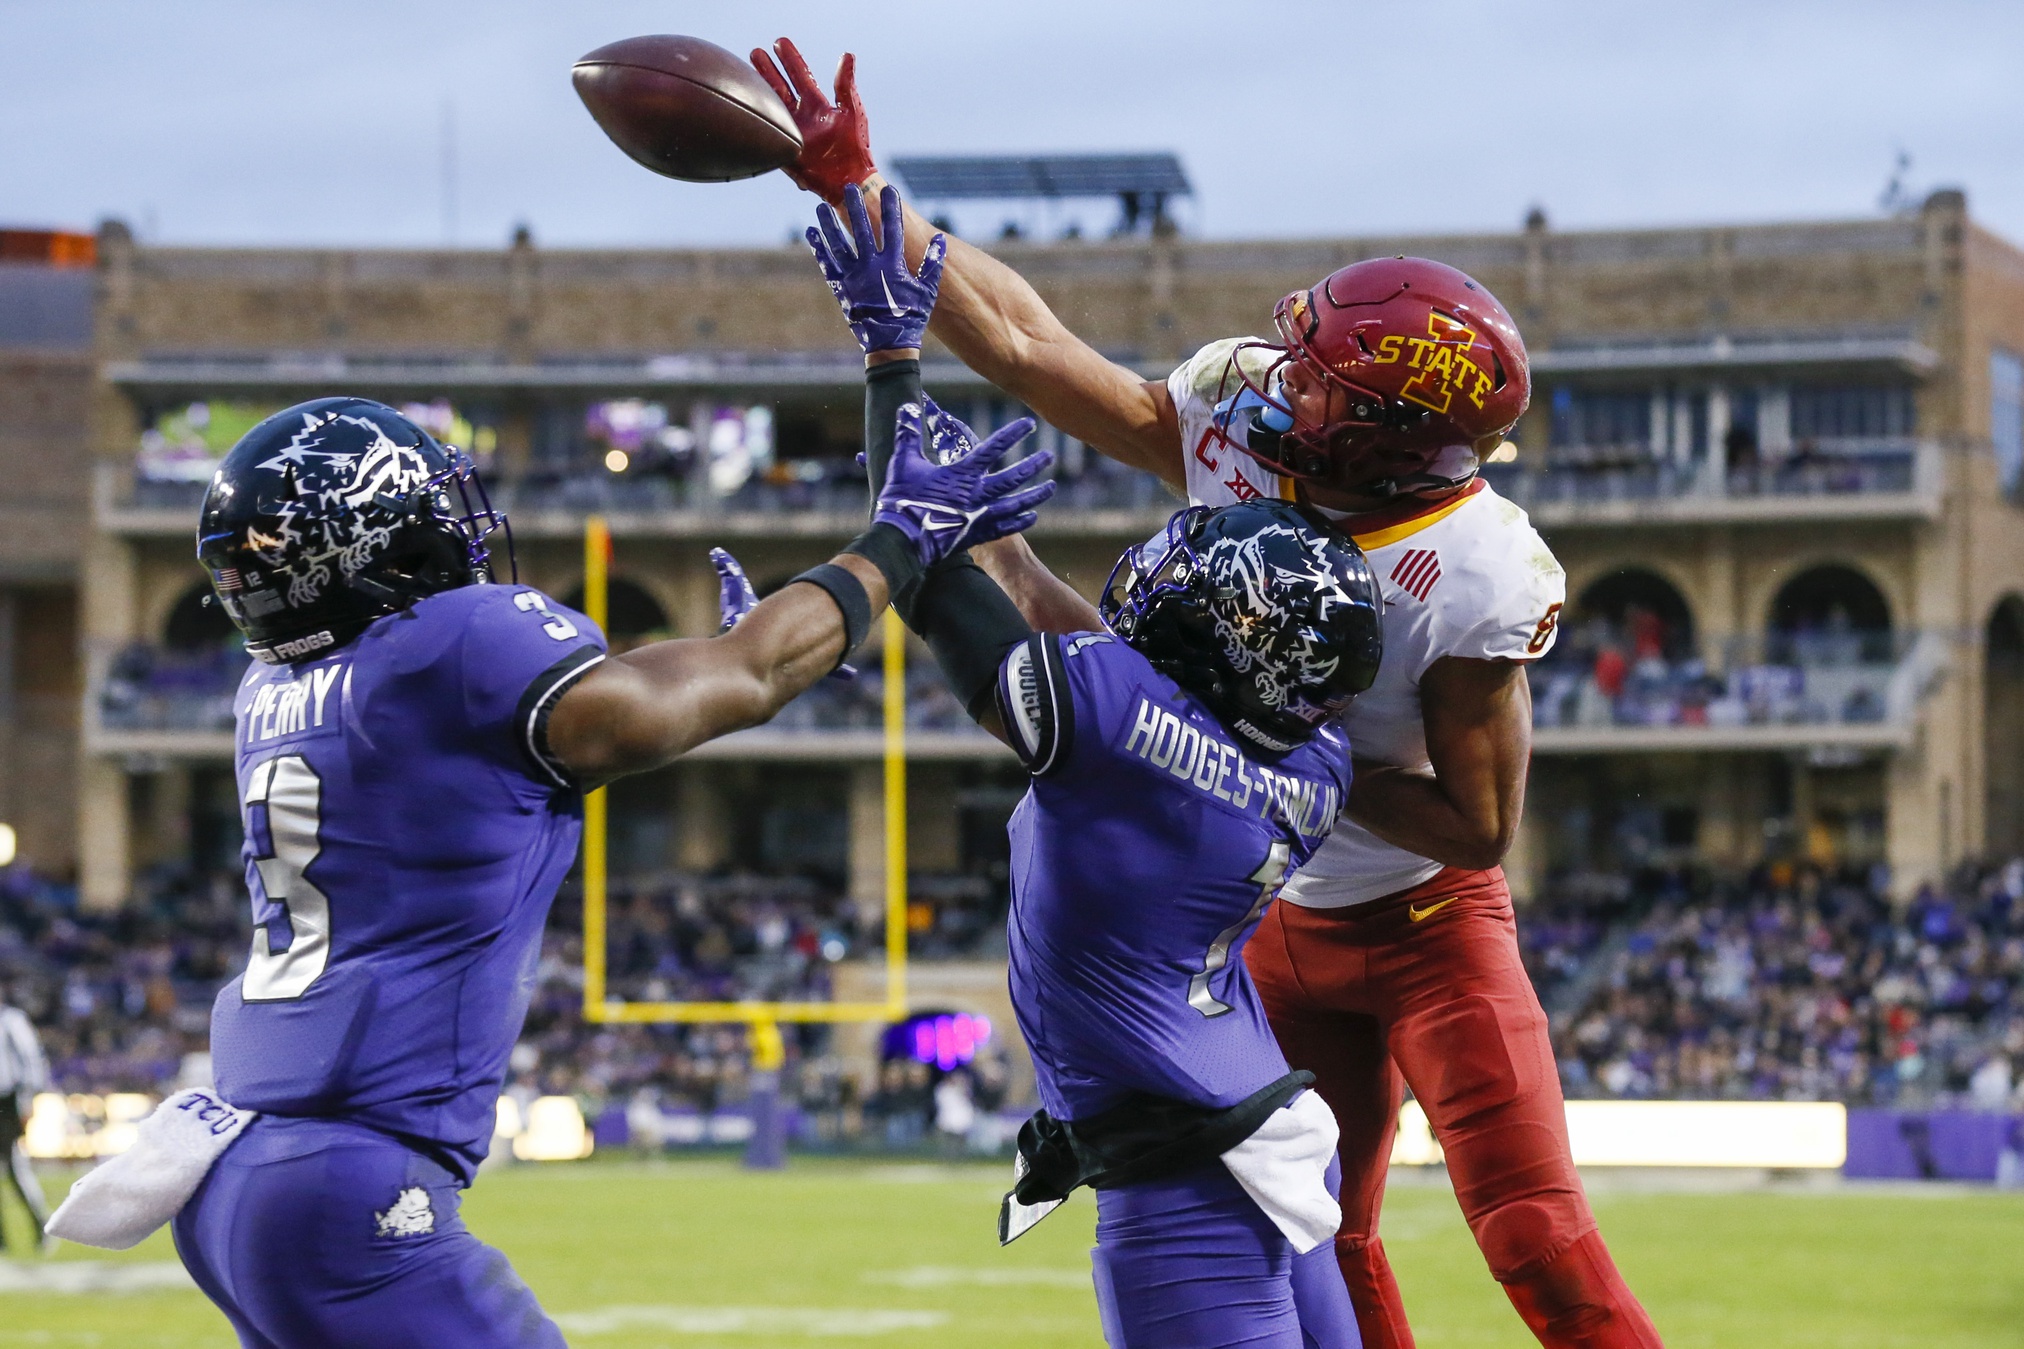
[[572, 35, 802, 183]]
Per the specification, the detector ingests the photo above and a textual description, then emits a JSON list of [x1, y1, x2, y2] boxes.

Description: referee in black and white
[[0, 988, 52, 1252]]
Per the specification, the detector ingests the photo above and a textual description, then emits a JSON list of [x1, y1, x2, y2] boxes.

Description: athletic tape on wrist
[[787, 564, 873, 671]]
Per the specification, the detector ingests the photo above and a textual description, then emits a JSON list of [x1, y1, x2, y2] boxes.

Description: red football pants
[[1246, 867, 1663, 1349]]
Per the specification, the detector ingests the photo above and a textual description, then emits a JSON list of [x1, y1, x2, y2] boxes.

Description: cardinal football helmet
[[196, 397, 511, 663], [1101, 500, 1383, 756], [1210, 256, 1530, 498]]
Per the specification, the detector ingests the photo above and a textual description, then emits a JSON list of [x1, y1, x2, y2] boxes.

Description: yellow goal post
[[578, 516, 909, 1029]]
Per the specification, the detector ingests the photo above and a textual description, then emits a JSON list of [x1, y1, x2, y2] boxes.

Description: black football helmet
[[196, 397, 510, 664], [1100, 500, 1383, 756]]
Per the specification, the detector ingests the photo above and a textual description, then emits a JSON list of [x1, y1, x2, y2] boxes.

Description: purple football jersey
[[210, 583, 605, 1181], [994, 632, 1352, 1121]]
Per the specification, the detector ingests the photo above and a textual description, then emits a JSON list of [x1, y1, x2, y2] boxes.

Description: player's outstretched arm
[[550, 406, 1058, 782], [1342, 656, 1533, 871], [884, 186, 1183, 488], [807, 180, 1098, 643], [543, 554, 891, 784], [971, 535, 1104, 636], [805, 181, 1103, 639], [756, 39, 1184, 488], [871, 404, 1045, 747]]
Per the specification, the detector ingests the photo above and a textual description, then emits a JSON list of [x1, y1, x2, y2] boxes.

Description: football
[[572, 35, 802, 183]]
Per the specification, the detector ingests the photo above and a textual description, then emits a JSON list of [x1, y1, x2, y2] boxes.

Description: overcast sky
[[3, 0, 2021, 250]]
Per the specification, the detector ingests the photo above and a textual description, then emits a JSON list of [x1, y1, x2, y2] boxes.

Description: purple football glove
[[872, 404, 1055, 568], [853, 393, 979, 471], [918, 393, 979, 465], [711, 546, 855, 679], [808, 184, 947, 354], [711, 547, 760, 633]]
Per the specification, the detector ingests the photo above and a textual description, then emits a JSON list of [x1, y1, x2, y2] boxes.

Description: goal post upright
[[881, 606, 908, 1015], [581, 515, 611, 1016], [581, 524, 909, 1027]]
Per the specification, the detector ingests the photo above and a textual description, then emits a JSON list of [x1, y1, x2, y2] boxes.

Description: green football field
[[2, 1159, 2020, 1347]]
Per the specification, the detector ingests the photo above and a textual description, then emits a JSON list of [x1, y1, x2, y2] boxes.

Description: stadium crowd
[[1548, 858, 2024, 1110], [1529, 607, 1897, 731], [7, 850, 2022, 1141]]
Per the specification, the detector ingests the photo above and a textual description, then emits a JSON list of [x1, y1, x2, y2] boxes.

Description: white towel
[[46, 1089, 256, 1250], [1220, 1089, 1342, 1254]]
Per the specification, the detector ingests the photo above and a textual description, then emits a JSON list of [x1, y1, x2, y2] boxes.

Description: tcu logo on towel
[[174, 1091, 250, 1137]]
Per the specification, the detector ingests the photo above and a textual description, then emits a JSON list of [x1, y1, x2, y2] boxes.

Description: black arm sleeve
[[908, 558, 1033, 720], [860, 356, 1033, 723], [863, 357, 923, 495], [863, 357, 932, 616]]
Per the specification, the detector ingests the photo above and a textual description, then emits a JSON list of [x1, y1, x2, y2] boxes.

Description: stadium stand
[[9, 853, 2020, 1137], [1544, 859, 2024, 1109]]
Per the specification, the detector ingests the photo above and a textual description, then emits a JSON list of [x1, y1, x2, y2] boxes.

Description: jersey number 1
[[242, 754, 332, 1001], [1187, 839, 1291, 1018]]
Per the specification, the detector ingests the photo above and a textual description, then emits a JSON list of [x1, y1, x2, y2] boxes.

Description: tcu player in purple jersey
[[94, 394, 1052, 1348], [721, 186, 1386, 1347]]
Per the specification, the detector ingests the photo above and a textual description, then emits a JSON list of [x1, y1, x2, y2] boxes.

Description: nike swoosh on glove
[[872, 403, 1056, 568], [712, 546, 855, 680], [808, 184, 946, 355]]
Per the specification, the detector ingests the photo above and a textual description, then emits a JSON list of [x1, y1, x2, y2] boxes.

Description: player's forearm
[[714, 554, 890, 721], [548, 557, 886, 780], [971, 536, 1103, 635], [904, 560, 1028, 744], [863, 177, 1181, 481], [1345, 658, 1532, 871], [862, 174, 1063, 381], [1343, 764, 1517, 872]]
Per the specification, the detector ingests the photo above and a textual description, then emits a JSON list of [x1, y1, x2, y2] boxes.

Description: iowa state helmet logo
[[1370, 310, 1496, 415]]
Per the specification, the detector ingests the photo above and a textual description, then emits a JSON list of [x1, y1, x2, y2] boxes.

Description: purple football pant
[[171, 1117, 563, 1349], [1092, 1160, 1361, 1348]]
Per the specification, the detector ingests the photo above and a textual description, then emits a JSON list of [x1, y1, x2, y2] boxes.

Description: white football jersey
[[1168, 339, 1567, 907]]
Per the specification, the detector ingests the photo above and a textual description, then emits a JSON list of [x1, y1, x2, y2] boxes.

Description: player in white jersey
[[753, 36, 1663, 1349], [1169, 335, 1568, 907]]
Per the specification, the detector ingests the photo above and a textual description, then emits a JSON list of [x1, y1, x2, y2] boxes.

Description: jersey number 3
[[515, 590, 579, 640], [242, 754, 332, 1001], [1187, 839, 1291, 1018]]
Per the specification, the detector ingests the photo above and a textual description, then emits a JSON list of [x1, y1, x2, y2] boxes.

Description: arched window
[[1987, 595, 2024, 856], [1569, 568, 1696, 663], [1768, 565, 1892, 664], [163, 580, 241, 651], [560, 577, 672, 649]]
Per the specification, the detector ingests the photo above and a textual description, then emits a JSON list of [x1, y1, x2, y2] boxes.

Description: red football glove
[[751, 37, 878, 202]]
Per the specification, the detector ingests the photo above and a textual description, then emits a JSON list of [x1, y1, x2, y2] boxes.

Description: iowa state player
[[147, 395, 1050, 1348], [754, 39, 1662, 1349]]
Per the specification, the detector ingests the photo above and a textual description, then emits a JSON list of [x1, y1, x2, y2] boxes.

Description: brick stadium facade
[[4, 190, 2023, 926]]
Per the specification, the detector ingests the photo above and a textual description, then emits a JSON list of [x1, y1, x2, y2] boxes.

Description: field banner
[[1392, 1100, 1849, 1169], [1844, 1110, 2024, 1181]]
